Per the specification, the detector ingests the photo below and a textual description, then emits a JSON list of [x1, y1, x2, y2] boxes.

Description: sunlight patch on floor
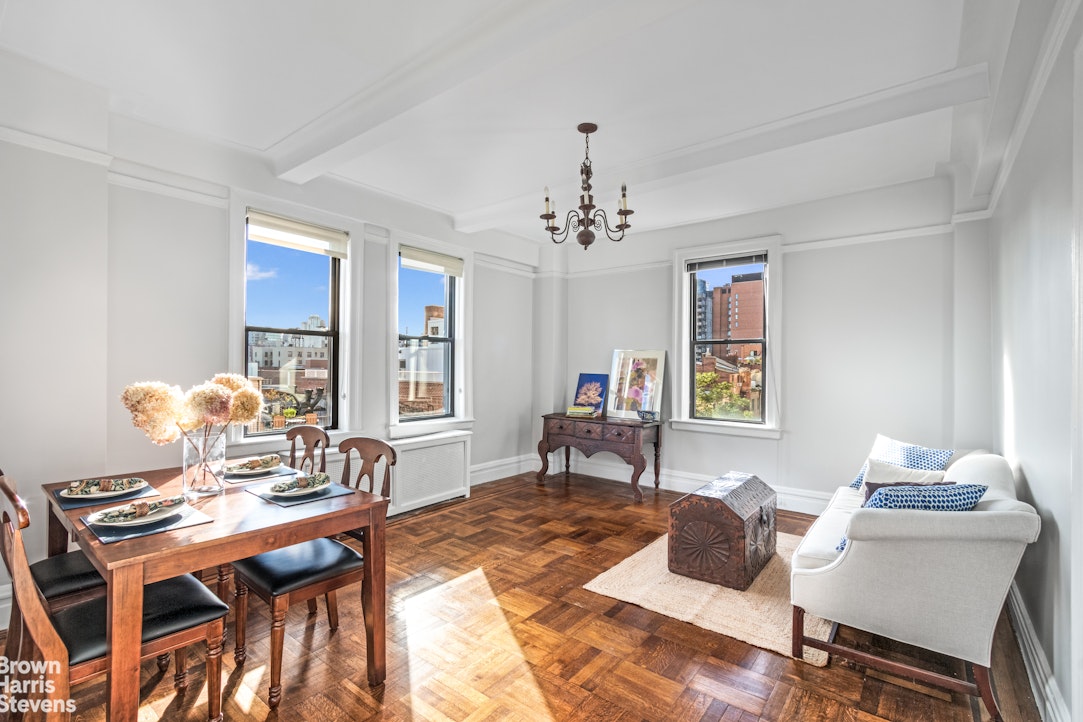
[[404, 567, 555, 720]]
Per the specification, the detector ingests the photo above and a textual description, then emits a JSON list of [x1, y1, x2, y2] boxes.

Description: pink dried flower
[[184, 383, 233, 426]]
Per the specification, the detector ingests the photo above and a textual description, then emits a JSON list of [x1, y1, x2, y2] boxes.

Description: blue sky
[[245, 241, 446, 333]]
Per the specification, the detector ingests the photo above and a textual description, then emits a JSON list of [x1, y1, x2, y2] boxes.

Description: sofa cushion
[[864, 483, 988, 511], [849, 434, 954, 489], [792, 486, 863, 570], [863, 480, 953, 503]]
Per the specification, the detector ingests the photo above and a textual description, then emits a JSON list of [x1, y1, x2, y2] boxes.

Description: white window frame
[[671, 235, 782, 439], [228, 192, 364, 451], [388, 232, 474, 439]]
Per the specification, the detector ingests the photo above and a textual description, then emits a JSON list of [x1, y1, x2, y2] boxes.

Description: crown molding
[[0, 126, 111, 166]]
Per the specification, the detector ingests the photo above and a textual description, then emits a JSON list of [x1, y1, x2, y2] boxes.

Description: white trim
[[567, 259, 673, 280], [567, 454, 831, 515], [0, 125, 112, 166], [474, 253, 536, 278], [1008, 583, 1071, 722], [668, 418, 782, 439], [470, 454, 539, 485], [671, 235, 783, 433], [1070, 30, 1083, 722], [227, 189, 367, 437], [107, 166, 229, 208], [951, 208, 995, 224], [387, 231, 475, 439], [781, 224, 955, 254], [987, 0, 1082, 216]]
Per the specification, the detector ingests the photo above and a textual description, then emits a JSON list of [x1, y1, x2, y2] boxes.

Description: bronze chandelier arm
[[591, 209, 630, 242], [541, 209, 584, 244]]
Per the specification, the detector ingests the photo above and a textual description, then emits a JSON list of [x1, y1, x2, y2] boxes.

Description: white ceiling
[[0, 0, 1032, 243]]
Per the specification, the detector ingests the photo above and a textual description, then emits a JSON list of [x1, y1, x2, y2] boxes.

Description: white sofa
[[790, 450, 1040, 721]]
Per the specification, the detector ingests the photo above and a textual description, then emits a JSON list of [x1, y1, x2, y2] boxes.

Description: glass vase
[[181, 427, 226, 497]]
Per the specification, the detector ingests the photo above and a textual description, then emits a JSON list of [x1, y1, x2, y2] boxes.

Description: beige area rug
[[584, 531, 832, 666]]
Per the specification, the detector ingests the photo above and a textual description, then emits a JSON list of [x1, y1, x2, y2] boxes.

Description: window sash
[[246, 208, 349, 259]]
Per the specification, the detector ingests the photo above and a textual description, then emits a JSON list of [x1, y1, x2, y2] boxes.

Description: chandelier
[[540, 122, 633, 250]]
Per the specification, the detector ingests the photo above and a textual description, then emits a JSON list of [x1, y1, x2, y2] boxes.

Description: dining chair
[[231, 435, 395, 709], [338, 437, 396, 542], [286, 424, 330, 473], [0, 475, 230, 720]]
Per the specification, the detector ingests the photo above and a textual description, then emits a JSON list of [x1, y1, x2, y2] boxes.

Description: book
[[571, 373, 608, 416], [566, 406, 600, 417]]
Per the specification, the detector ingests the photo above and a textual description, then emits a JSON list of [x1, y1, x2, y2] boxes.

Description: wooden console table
[[536, 413, 661, 502]]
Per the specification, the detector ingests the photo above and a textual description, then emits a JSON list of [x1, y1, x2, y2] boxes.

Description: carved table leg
[[564, 446, 571, 474], [536, 439, 550, 484], [653, 439, 661, 487], [629, 453, 646, 502]]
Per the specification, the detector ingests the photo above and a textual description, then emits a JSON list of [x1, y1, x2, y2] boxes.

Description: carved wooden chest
[[667, 472, 777, 590]]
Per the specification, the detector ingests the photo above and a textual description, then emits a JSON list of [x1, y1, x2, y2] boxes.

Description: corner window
[[243, 209, 346, 436], [397, 246, 462, 421], [674, 236, 780, 436]]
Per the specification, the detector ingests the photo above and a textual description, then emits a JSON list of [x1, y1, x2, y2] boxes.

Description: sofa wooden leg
[[972, 664, 1004, 722], [792, 605, 805, 659]]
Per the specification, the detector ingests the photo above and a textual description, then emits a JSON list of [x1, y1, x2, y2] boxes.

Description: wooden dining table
[[42, 466, 389, 722]]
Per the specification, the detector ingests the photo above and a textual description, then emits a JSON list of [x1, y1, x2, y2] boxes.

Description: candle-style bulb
[[544, 186, 550, 215], [621, 182, 628, 211]]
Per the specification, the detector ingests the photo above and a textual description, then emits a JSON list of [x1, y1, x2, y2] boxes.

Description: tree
[[695, 372, 753, 419]]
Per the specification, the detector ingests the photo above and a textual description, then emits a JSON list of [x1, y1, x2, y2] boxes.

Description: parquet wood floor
[[14, 473, 1042, 720]]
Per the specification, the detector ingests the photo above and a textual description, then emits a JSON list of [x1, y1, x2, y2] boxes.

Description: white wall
[[0, 51, 541, 575], [558, 180, 973, 508], [988, 36, 1076, 716]]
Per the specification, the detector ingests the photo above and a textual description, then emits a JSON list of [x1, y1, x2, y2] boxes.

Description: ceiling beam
[[454, 64, 990, 233], [270, 0, 702, 185]]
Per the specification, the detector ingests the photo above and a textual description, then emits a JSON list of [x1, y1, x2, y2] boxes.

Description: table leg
[[107, 565, 144, 722], [361, 511, 387, 686], [536, 439, 550, 484], [630, 453, 646, 503], [564, 446, 571, 474], [46, 508, 68, 557], [654, 439, 661, 488]]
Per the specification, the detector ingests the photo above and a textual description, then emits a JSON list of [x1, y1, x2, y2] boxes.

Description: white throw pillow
[[860, 458, 948, 500]]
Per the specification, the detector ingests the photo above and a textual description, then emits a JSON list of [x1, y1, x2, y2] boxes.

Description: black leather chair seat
[[30, 550, 104, 599], [51, 574, 229, 665], [232, 538, 365, 596]]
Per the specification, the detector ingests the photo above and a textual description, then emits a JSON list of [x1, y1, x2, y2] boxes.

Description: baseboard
[[570, 455, 832, 514], [470, 454, 539, 486], [1007, 583, 1070, 722]]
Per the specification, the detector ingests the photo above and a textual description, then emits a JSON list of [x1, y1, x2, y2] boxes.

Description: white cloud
[[247, 263, 277, 281]]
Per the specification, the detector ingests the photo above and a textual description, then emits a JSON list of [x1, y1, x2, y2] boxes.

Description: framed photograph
[[608, 349, 665, 419], [571, 373, 608, 416]]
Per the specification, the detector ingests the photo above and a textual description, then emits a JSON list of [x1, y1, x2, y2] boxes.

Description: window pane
[[692, 263, 764, 341], [398, 338, 451, 418], [693, 342, 764, 422], [398, 261, 449, 337], [246, 331, 334, 433], [246, 240, 332, 329]]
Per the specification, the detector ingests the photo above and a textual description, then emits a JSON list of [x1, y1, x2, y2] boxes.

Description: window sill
[[389, 417, 475, 440], [669, 419, 782, 440]]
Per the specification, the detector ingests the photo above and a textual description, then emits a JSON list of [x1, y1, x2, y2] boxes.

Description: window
[[396, 245, 463, 421], [673, 236, 780, 435], [243, 209, 347, 436]]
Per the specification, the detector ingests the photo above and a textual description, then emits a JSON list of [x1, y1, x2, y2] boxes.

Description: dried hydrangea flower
[[185, 382, 233, 426], [230, 386, 263, 423], [211, 373, 252, 393], [120, 382, 184, 445]]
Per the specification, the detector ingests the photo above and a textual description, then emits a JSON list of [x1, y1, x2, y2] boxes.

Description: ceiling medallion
[[540, 122, 634, 250]]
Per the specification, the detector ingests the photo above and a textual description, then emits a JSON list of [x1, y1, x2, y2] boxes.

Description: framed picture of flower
[[571, 373, 608, 416], [608, 349, 665, 419]]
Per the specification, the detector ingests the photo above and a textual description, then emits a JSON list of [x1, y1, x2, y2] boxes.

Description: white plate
[[88, 501, 188, 527], [225, 464, 288, 477], [269, 481, 331, 497], [61, 479, 148, 499]]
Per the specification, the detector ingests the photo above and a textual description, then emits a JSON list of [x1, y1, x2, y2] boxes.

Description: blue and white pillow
[[835, 483, 987, 552], [863, 483, 987, 511], [849, 434, 954, 489]]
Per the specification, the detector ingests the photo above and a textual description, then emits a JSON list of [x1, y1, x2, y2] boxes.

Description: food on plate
[[66, 477, 145, 495], [225, 454, 282, 473], [271, 472, 331, 493], [93, 495, 186, 524]]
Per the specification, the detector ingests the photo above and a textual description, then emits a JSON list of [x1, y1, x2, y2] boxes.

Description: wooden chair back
[[0, 475, 73, 716], [338, 437, 396, 498], [286, 425, 330, 473]]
